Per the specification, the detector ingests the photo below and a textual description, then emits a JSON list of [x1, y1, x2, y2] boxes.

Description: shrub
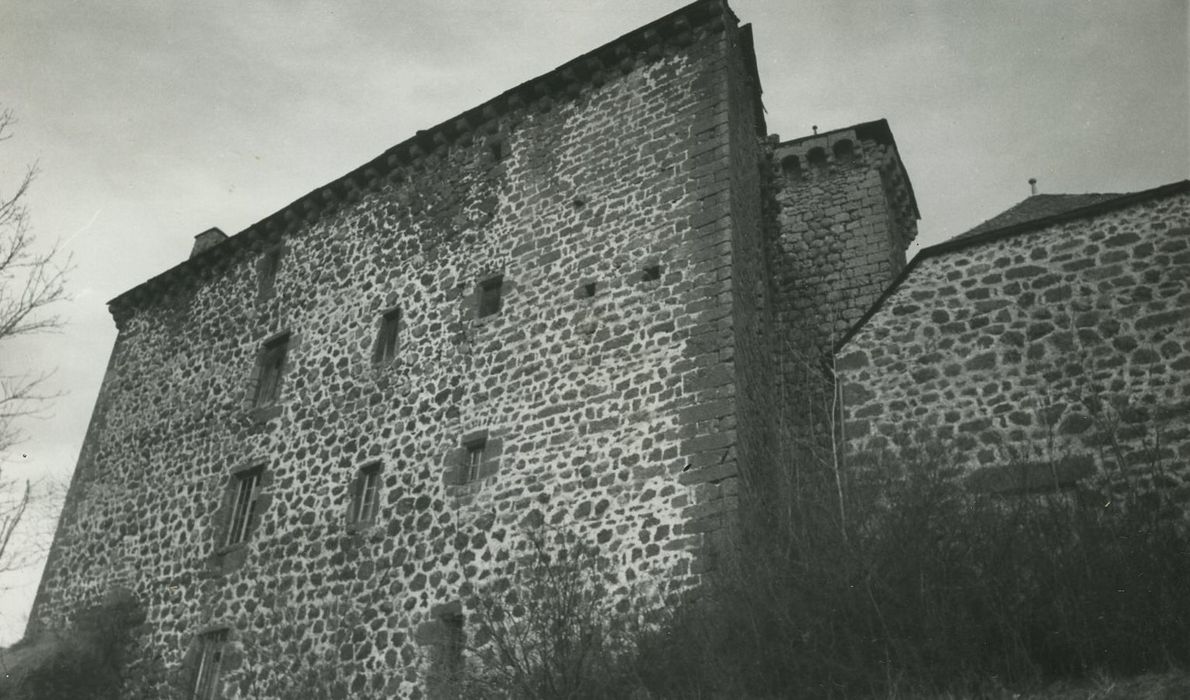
[[634, 437, 1190, 698]]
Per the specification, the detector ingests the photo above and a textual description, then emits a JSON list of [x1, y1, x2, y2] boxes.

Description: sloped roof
[[954, 192, 1123, 241]]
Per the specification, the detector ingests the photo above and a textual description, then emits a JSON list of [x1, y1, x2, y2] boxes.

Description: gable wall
[[30, 11, 752, 696], [838, 191, 1190, 488]]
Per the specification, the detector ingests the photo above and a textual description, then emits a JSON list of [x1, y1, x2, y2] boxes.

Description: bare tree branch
[[0, 105, 71, 585]]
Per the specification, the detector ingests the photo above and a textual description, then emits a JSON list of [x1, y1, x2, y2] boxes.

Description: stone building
[[837, 180, 1190, 492], [28, 0, 1189, 694], [27, 1, 920, 696]]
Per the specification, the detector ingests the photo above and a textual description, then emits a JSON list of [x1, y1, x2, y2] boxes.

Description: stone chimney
[[190, 227, 228, 258]]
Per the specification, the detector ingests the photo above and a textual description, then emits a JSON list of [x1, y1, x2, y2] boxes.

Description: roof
[[954, 192, 1124, 241], [107, 0, 742, 325], [835, 179, 1190, 352]]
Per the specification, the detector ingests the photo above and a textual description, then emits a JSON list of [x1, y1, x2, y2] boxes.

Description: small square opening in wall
[[576, 281, 597, 299], [641, 264, 662, 282], [477, 276, 503, 318]]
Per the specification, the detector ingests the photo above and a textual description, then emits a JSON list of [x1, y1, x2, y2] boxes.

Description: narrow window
[[477, 276, 503, 318], [226, 467, 262, 546], [464, 438, 486, 483], [253, 335, 289, 407], [192, 629, 228, 700], [373, 308, 401, 363], [258, 248, 282, 299], [641, 264, 662, 282], [352, 463, 382, 524]]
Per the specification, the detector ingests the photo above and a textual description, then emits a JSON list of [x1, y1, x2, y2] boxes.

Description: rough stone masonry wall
[[838, 191, 1190, 490], [764, 133, 917, 477], [31, 13, 749, 698]]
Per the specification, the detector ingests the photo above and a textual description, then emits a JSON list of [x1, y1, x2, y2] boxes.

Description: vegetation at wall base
[[628, 445, 1190, 698]]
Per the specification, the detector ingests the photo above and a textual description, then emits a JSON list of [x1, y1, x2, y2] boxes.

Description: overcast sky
[[0, 0, 1186, 643]]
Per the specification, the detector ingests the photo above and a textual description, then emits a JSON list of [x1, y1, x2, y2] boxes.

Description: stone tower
[[28, 2, 917, 697]]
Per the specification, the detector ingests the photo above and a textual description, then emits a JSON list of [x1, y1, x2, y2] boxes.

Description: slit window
[[373, 308, 401, 363], [253, 335, 289, 407], [226, 467, 262, 546], [352, 463, 382, 524], [192, 629, 228, 700], [477, 276, 503, 318]]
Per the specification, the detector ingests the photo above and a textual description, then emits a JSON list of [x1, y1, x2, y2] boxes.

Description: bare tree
[[0, 106, 69, 581]]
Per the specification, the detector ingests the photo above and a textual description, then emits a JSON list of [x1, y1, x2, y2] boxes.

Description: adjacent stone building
[[27, 2, 920, 697], [42, 1, 1190, 698], [837, 181, 1190, 492]]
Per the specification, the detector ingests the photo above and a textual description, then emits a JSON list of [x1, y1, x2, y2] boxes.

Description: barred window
[[192, 629, 228, 700], [464, 438, 486, 483], [226, 467, 262, 546], [352, 463, 382, 524]]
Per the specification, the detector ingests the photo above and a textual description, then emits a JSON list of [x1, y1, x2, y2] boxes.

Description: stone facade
[[837, 182, 1190, 491], [36, 1, 1187, 696], [31, 2, 884, 698]]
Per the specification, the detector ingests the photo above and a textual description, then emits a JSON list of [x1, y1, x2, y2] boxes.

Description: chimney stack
[[190, 227, 228, 258], [1028, 178, 1038, 196]]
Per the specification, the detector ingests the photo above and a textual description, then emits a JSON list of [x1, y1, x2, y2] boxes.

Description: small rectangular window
[[477, 276, 503, 318], [352, 463, 382, 524], [253, 335, 289, 407], [464, 439, 486, 483], [373, 308, 401, 363], [193, 629, 228, 700], [258, 248, 282, 298], [641, 264, 662, 282], [226, 468, 262, 546]]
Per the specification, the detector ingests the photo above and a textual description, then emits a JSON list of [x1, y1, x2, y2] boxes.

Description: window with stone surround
[[464, 438, 485, 483], [373, 307, 401, 363], [443, 430, 501, 487], [226, 466, 262, 546], [477, 275, 503, 318], [252, 334, 289, 407], [192, 628, 228, 700], [351, 462, 383, 525]]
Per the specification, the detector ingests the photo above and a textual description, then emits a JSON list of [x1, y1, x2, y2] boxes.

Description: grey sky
[[0, 0, 1186, 642]]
